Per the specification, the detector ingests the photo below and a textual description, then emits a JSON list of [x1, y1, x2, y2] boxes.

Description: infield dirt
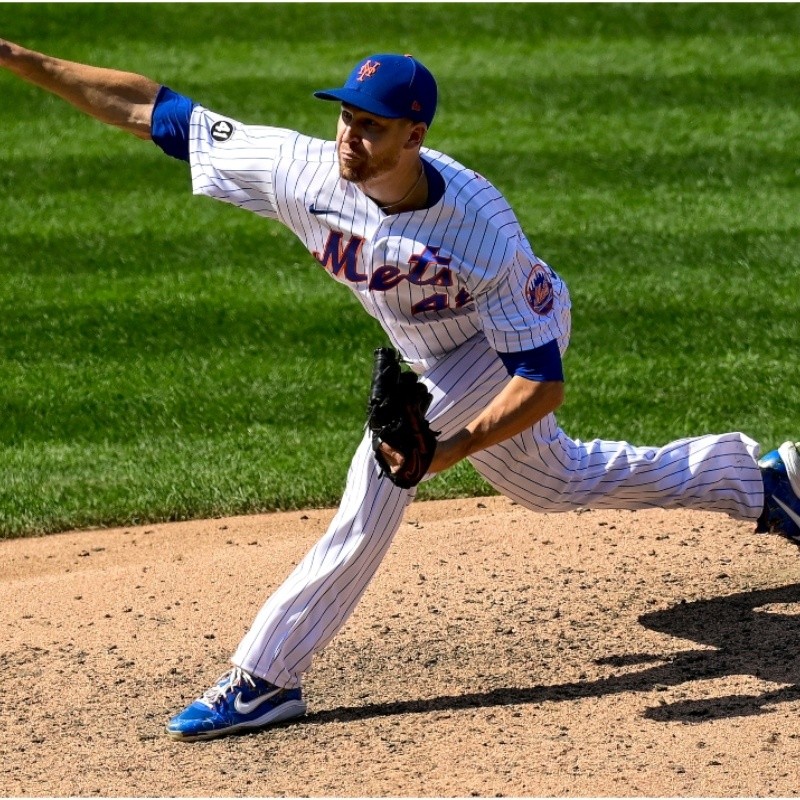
[[1, 496, 799, 797]]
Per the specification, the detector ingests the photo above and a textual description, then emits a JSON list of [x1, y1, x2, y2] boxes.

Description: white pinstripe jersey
[[189, 107, 571, 369]]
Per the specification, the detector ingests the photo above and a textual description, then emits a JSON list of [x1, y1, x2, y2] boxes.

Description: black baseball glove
[[366, 347, 438, 489]]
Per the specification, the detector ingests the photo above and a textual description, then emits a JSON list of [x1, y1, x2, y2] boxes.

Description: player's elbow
[[124, 101, 156, 139], [513, 376, 565, 425], [544, 380, 565, 415]]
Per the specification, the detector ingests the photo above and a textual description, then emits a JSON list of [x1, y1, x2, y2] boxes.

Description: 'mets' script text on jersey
[[189, 110, 571, 370]]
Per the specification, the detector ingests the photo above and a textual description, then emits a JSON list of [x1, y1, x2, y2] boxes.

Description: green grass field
[[1, 3, 798, 537]]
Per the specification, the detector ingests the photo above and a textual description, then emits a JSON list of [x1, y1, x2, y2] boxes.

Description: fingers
[[378, 441, 405, 474]]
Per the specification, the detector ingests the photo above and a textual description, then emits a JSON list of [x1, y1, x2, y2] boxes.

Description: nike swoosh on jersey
[[233, 687, 282, 715], [774, 496, 800, 534], [308, 204, 339, 216]]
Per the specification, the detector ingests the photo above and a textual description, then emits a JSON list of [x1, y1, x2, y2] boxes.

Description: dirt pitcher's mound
[[1, 496, 799, 797]]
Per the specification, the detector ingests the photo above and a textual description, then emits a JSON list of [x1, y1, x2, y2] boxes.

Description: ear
[[404, 122, 428, 149]]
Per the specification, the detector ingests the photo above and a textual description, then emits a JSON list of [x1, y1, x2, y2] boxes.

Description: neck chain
[[379, 165, 425, 212]]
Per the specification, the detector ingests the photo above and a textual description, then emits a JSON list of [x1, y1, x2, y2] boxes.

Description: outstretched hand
[[0, 39, 14, 65], [0, 39, 159, 138]]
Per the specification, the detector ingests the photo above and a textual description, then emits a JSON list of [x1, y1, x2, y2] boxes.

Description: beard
[[338, 145, 401, 184]]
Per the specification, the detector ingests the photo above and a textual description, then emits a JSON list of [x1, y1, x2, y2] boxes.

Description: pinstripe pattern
[[187, 107, 765, 690], [471, 423, 763, 517], [188, 108, 571, 369], [233, 335, 763, 687], [233, 433, 415, 687]]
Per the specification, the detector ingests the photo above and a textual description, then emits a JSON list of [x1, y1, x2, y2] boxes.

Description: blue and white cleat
[[166, 667, 306, 741], [757, 441, 800, 545]]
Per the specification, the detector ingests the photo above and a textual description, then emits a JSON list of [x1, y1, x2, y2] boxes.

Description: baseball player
[[2, 40, 799, 742]]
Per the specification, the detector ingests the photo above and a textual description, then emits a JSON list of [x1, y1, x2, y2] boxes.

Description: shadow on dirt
[[635, 581, 800, 721], [306, 583, 800, 726]]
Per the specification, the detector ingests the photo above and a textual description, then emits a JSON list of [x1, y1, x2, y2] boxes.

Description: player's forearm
[[0, 39, 158, 139], [430, 377, 564, 473]]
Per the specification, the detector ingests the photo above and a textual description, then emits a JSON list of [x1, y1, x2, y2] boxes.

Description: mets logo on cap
[[525, 262, 555, 315], [357, 59, 381, 82]]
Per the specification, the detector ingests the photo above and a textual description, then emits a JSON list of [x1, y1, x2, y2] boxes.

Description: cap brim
[[313, 88, 405, 119]]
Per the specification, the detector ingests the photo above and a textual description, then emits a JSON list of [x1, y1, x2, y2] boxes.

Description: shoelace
[[200, 667, 256, 708]]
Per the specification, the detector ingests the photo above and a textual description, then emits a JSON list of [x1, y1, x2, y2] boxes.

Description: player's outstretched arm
[[0, 38, 159, 139]]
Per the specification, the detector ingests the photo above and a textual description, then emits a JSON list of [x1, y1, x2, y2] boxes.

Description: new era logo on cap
[[314, 53, 438, 127]]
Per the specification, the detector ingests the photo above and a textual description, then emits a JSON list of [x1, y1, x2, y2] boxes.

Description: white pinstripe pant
[[233, 334, 764, 688]]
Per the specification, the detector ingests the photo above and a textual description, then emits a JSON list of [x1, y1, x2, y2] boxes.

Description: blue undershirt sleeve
[[497, 339, 564, 382], [150, 85, 197, 162]]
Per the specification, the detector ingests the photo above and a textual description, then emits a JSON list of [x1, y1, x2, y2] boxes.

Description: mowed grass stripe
[[1, 3, 798, 536]]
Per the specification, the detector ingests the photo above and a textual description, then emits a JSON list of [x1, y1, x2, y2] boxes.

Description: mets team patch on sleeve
[[525, 263, 555, 315]]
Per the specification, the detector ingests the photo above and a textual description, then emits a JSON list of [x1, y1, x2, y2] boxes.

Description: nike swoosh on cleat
[[233, 687, 282, 715], [773, 496, 800, 538]]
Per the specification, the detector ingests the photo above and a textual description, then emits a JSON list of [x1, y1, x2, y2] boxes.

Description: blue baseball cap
[[314, 53, 437, 127]]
